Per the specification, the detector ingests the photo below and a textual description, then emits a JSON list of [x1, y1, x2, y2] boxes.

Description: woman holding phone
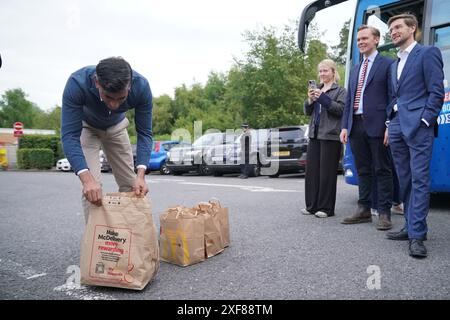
[[302, 59, 346, 218]]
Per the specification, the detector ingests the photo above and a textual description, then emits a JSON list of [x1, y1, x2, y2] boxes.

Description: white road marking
[[53, 283, 117, 300], [179, 182, 299, 193], [26, 273, 47, 280], [0, 258, 47, 280], [0, 258, 115, 300], [151, 178, 186, 182]]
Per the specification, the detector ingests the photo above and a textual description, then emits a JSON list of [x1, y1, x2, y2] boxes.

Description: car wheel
[[198, 162, 211, 176], [250, 163, 261, 177], [159, 163, 171, 175], [145, 168, 151, 175], [269, 173, 280, 178]]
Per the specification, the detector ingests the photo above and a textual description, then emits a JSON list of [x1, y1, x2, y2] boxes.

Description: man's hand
[[79, 171, 102, 206], [134, 168, 149, 197], [340, 129, 348, 144], [383, 128, 389, 146]]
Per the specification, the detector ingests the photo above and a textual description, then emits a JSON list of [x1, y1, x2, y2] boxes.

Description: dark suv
[[259, 126, 308, 177]]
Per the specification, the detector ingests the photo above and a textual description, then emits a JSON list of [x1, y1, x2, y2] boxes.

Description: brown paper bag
[[195, 202, 224, 258], [159, 206, 205, 266], [209, 199, 230, 248], [80, 192, 159, 290]]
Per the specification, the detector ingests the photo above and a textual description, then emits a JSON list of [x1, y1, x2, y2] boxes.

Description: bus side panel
[[430, 87, 450, 193], [343, 145, 359, 185]]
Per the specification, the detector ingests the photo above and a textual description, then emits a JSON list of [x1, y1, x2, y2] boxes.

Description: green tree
[[331, 19, 350, 65], [153, 95, 174, 135], [31, 105, 62, 132], [45, 106, 62, 134], [0, 88, 40, 128], [226, 22, 323, 128], [148, 21, 330, 133]]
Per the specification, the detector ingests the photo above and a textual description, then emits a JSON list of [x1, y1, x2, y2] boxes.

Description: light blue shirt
[[354, 51, 378, 115]]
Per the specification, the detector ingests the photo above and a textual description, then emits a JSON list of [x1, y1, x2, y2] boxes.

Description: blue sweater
[[61, 66, 153, 174]]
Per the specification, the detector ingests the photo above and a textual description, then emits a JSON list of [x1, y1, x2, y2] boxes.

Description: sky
[[0, 0, 355, 111]]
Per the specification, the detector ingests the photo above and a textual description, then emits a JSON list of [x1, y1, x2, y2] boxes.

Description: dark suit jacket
[[387, 44, 445, 139], [341, 53, 394, 138]]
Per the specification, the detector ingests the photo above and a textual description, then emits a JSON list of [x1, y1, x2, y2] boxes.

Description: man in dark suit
[[340, 25, 394, 230], [239, 122, 251, 179], [386, 13, 445, 258]]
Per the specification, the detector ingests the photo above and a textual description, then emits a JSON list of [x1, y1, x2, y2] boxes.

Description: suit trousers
[[304, 138, 341, 216], [349, 116, 393, 215], [388, 115, 434, 240], [371, 149, 401, 209], [80, 117, 136, 223]]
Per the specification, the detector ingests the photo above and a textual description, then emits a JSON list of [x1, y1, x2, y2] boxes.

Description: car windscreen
[[270, 128, 304, 143]]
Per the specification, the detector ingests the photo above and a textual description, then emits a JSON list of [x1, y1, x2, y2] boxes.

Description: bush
[[18, 135, 64, 163], [17, 148, 54, 169]]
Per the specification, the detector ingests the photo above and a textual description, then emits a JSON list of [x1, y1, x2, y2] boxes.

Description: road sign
[[13, 122, 24, 137]]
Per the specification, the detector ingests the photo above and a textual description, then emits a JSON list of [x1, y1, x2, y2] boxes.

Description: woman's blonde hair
[[317, 59, 340, 83]]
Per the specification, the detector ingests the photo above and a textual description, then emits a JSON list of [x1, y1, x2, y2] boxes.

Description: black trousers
[[304, 138, 341, 216], [349, 116, 393, 215], [240, 135, 251, 176], [371, 147, 401, 209]]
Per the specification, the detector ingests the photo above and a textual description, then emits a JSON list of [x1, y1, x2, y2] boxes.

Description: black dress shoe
[[386, 228, 427, 241], [386, 228, 409, 240], [409, 239, 427, 258]]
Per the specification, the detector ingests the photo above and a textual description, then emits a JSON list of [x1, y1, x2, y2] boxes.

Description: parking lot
[[1, 170, 450, 300]]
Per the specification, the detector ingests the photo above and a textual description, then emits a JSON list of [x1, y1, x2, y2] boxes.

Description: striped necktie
[[353, 58, 369, 112]]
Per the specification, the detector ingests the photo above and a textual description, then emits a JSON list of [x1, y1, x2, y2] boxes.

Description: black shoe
[[409, 239, 427, 258], [386, 228, 427, 241], [386, 228, 409, 240]]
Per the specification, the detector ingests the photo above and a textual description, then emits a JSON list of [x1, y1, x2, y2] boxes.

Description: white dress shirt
[[392, 41, 429, 127], [354, 50, 378, 115]]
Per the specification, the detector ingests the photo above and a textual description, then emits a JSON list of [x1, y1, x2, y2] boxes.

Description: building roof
[[0, 133, 18, 145]]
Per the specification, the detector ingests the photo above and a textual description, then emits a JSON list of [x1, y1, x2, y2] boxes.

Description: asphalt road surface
[[1, 171, 449, 300]]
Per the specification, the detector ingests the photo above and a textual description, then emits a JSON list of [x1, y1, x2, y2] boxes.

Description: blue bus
[[298, 0, 450, 193]]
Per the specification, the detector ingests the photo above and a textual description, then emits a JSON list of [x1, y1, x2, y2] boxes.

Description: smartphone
[[308, 80, 317, 89]]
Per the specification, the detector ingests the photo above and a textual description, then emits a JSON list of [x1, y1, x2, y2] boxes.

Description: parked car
[[56, 150, 110, 173], [56, 158, 72, 172], [205, 129, 269, 177], [166, 132, 236, 175], [99, 150, 111, 172], [259, 126, 308, 177], [147, 140, 191, 175]]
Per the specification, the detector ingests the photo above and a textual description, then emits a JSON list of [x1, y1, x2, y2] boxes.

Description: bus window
[[364, 0, 424, 58], [302, 1, 355, 55], [434, 26, 450, 88], [431, 0, 450, 27]]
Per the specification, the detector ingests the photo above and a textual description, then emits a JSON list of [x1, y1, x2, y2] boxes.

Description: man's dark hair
[[95, 57, 132, 93], [387, 13, 418, 29]]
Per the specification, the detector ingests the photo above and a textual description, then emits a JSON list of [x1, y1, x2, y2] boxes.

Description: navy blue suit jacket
[[342, 53, 394, 138], [387, 44, 444, 139]]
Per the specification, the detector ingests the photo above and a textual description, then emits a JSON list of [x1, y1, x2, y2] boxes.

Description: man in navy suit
[[386, 13, 445, 258], [340, 25, 394, 230]]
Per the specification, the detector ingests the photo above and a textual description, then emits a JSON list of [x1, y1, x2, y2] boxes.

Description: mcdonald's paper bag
[[80, 192, 159, 290], [209, 199, 230, 248], [159, 206, 206, 266], [195, 202, 224, 258]]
